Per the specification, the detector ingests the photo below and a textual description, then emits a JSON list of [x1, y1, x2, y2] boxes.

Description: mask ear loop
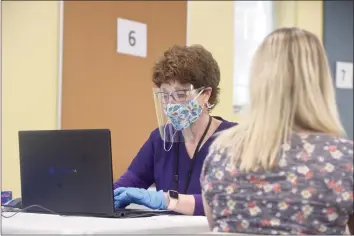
[[163, 121, 178, 152], [194, 88, 214, 111], [193, 89, 205, 101], [206, 102, 215, 110]]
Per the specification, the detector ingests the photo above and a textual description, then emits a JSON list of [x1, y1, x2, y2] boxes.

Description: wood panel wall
[[61, 1, 186, 180]]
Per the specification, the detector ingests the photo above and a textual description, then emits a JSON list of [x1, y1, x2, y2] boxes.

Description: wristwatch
[[167, 190, 179, 211]]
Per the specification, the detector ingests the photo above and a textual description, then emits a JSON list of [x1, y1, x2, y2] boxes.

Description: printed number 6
[[129, 31, 136, 46]]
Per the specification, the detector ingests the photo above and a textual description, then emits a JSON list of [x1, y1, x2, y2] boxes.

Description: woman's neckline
[[182, 116, 225, 159]]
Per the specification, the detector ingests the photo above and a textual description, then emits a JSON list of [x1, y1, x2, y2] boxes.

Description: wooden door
[[61, 1, 186, 180]]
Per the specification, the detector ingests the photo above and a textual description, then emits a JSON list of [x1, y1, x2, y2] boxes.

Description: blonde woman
[[200, 27, 353, 235]]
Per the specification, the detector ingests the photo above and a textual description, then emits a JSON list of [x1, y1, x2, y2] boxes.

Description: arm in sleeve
[[113, 132, 156, 189], [192, 194, 205, 216], [337, 141, 354, 234], [199, 149, 218, 223], [200, 149, 217, 209], [328, 141, 353, 214], [163, 148, 215, 216]]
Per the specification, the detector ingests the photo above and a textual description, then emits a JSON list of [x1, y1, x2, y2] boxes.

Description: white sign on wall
[[336, 61, 353, 89], [117, 18, 147, 58]]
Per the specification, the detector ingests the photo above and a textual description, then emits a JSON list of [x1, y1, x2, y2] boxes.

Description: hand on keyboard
[[114, 187, 167, 210]]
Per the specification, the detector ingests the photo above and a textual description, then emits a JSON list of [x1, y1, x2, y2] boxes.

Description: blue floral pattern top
[[201, 133, 353, 235]]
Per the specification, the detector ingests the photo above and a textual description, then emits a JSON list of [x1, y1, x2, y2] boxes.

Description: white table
[[1, 211, 209, 234], [5, 211, 349, 235]]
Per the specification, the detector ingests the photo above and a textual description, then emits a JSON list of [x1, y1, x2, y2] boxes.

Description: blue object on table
[[114, 187, 167, 210], [1, 191, 12, 205]]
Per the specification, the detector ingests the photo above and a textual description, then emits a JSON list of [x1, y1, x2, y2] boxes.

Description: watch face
[[169, 190, 179, 199]]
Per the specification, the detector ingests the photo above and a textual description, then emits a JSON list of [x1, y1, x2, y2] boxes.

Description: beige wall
[[188, 1, 236, 122], [274, 1, 323, 41], [1, 1, 323, 197], [2, 1, 59, 197]]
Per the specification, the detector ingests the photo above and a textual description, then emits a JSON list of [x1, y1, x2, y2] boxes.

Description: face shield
[[153, 84, 205, 148]]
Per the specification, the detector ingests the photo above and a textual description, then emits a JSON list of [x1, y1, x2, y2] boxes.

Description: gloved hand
[[114, 187, 167, 210]]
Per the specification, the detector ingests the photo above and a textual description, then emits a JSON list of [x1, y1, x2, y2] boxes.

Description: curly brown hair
[[152, 44, 220, 108]]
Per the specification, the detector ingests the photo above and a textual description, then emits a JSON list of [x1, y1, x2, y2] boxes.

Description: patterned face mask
[[163, 91, 203, 131]]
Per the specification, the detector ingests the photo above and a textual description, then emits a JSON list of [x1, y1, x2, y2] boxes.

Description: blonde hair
[[212, 27, 345, 172]]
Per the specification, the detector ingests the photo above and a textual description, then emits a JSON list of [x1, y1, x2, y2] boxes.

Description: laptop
[[18, 129, 170, 218]]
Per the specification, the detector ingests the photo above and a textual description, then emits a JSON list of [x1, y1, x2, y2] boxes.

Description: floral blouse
[[201, 133, 353, 235]]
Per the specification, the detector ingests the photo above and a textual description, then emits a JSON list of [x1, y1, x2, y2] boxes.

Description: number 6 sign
[[117, 18, 147, 58]]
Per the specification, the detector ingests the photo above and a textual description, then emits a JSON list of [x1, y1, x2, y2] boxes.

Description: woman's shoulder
[[146, 127, 178, 148], [147, 127, 164, 142], [293, 133, 353, 155], [289, 133, 353, 173], [214, 116, 238, 131]]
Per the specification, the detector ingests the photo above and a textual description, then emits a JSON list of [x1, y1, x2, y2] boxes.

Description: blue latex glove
[[114, 187, 167, 210]]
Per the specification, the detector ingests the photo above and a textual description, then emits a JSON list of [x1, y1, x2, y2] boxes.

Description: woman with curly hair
[[113, 45, 237, 216]]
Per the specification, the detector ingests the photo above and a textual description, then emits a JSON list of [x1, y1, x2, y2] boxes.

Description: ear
[[202, 88, 212, 104]]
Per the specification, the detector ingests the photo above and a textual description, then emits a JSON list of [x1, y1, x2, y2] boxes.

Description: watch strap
[[167, 190, 179, 211]]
